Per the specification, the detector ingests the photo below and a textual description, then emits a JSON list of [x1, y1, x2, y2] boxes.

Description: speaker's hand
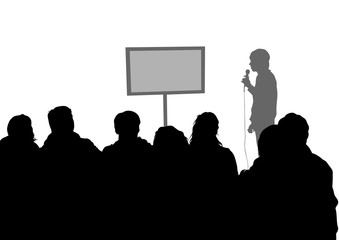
[[241, 69, 251, 88], [248, 123, 254, 133]]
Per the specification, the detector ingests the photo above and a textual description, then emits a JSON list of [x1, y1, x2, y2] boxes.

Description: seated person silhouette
[[153, 125, 189, 161], [0, 114, 41, 220], [0, 114, 40, 187], [40, 106, 101, 217], [238, 124, 282, 239], [41, 106, 100, 161], [152, 125, 189, 182], [239, 113, 338, 240], [277, 113, 338, 240], [40, 105, 101, 189], [0, 114, 39, 161], [102, 110, 152, 161], [152, 125, 190, 223], [0, 114, 41, 231], [102, 111, 152, 210], [189, 112, 238, 180], [188, 112, 238, 236]]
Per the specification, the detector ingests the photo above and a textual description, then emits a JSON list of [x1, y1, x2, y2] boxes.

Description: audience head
[[278, 113, 309, 147], [114, 110, 140, 139], [47, 106, 74, 134], [7, 114, 35, 141], [190, 112, 221, 146], [258, 124, 280, 157], [153, 125, 188, 154], [250, 48, 270, 71]]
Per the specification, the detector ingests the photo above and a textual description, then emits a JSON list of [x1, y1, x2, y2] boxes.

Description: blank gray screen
[[128, 49, 203, 94]]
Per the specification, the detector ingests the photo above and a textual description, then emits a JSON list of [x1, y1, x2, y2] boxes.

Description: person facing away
[[0, 114, 39, 161], [240, 113, 338, 240], [153, 126, 189, 183], [242, 48, 277, 143], [238, 124, 283, 239], [152, 125, 189, 179], [187, 112, 238, 236], [277, 113, 338, 240], [102, 110, 153, 161], [0, 114, 41, 220], [150, 125, 190, 231], [101, 111, 154, 224], [39, 106, 101, 217], [188, 112, 238, 179], [41, 106, 101, 161], [153, 125, 189, 161]]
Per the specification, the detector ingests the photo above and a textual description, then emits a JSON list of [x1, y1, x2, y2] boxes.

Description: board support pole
[[163, 94, 168, 126]]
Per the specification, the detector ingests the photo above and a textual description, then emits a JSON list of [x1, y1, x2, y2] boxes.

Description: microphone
[[243, 69, 250, 91], [245, 69, 250, 77]]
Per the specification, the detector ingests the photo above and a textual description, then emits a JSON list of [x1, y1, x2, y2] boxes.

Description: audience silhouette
[[151, 125, 190, 230], [41, 106, 100, 162], [101, 110, 153, 226], [188, 112, 238, 236], [102, 110, 152, 161], [153, 125, 189, 159], [0, 114, 39, 161], [0, 114, 40, 196], [189, 112, 238, 179], [239, 113, 338, 240], [152, 125, 189, 181], [0, 108, 337, 238], [39, 106, 101, 220]]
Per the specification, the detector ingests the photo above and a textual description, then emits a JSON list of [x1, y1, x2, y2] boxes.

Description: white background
[[1, 0, 338, 216]]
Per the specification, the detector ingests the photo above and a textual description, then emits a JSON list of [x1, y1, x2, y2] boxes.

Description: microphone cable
[[243, 83, 250, 170]]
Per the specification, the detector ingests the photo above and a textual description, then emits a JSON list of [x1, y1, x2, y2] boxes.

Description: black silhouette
[[152, 126, 190, 224], [239, 113, 338, 240], [102, 110, 153, 161], [101, 110, 153, 223], [0, 114, 39, 160], [41, 106, 101, 161], [37, 106, 102, 225], [242, 49, 277, 143], [188, 112, 238, 236], [153, 125, 189, 159], [40, 106, 101, 194], [238, 124, 282, 239], [0, 114, 42, 229], [189, 112, 238, 178]]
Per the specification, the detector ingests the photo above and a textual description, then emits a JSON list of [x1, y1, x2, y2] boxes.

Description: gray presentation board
[[126, 47, 205, 95]]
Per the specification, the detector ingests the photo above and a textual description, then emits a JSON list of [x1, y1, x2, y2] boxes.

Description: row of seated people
[[0, 106, 337, 239]]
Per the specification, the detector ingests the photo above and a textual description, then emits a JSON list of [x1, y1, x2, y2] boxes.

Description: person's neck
[[257, 68, 270, 74], [119, 135, 138, 142]]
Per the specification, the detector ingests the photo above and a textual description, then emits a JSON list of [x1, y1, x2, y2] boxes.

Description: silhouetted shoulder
[[308, 152, 332, 171], [136, 137, 152, 149], [80, 137, 101, 155], [41, 132, 100, 160], [102, 144, 114, 153]]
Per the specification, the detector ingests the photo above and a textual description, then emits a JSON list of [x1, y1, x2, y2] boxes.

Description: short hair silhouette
[[257, 124, 280, 157], [47, 106, 74, 133], [278, 112, 309, 146], [42, 105, 100, 161], [102, 110, 152, 160], [7, 114, 35, 141], [114, 110, 140, 137], [250, 48, 270, 69]]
